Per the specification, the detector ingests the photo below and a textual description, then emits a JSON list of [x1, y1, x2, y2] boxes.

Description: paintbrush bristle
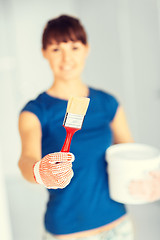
[[67, 97, 90, 115]]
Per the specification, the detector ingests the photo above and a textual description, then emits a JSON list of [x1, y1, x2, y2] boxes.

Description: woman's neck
[[47, 78, 89, 100]]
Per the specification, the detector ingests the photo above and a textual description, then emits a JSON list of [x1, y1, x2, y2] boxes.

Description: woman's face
[[42, 41, 89, 81]]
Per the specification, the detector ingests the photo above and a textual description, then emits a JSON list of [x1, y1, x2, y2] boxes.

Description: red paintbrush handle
[[61, 127, 79, 152]]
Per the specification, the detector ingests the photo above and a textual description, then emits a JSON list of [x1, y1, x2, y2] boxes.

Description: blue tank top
[[21, 87, 126, 235]]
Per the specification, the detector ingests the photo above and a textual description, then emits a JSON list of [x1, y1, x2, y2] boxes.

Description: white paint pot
[[106, 143, 160, 204]]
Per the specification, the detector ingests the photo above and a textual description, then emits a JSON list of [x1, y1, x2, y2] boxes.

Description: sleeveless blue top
[[21, 87, 126, 235]]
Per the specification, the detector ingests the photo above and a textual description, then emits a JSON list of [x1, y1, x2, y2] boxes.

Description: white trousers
[[43, 216, 134, 240]]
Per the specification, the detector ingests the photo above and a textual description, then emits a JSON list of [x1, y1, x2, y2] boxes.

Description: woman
[[18, 15, 135, 240]]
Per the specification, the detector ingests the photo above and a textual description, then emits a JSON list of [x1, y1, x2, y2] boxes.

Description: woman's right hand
[[33, 152, 75, 189]]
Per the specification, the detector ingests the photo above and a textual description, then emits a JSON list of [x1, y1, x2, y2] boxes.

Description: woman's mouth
[[61, 65, 74, 71]]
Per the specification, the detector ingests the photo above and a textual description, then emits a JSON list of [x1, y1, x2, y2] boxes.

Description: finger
[[51, 162, 72, 174], [41, 174, 58, 189], [43, 169, 74, 189], [54, 169, 74, 186], [48, 152, 75, 163], [57, 170, 74, 188], [128, 179, 158, 201], [149, 171, 160, 179]]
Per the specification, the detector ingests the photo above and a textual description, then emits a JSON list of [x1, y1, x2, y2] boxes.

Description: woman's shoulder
[[20, 92, 47, 126], [23, 92, 46, 108], [89, 86, 118, 101], [89, 86, 119, 121], [33, 92, 46, 104]]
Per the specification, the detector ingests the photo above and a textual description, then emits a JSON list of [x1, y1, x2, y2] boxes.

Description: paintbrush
[[61, 96, 90, 152]]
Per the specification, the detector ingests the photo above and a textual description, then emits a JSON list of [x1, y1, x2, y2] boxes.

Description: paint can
[[106, 143, 160, 204]]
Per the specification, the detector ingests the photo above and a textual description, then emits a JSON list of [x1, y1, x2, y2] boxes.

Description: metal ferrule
[[63, 113, 84, 129]]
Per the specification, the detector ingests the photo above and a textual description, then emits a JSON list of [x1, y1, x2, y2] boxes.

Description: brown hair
[[42, 15, 88, 49]]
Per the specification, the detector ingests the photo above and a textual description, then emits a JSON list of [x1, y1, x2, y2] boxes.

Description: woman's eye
[[52, 48, 60, 52], [72, 46, 79, 50]]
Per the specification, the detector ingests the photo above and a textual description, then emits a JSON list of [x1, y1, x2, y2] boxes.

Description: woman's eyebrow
[[50, 44, 59, 48]]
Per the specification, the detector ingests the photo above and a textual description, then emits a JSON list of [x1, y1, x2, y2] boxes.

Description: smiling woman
[[18, 14, 134, 240], [41, 16, 90, 100], [42, 41, 89, 85]]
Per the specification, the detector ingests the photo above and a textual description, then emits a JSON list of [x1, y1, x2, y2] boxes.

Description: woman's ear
[[42, 48, 47, 59], [85, 44, 90, 58]]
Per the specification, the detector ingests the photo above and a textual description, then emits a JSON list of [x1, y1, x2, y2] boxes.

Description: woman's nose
[[62, 50, 72, 62]]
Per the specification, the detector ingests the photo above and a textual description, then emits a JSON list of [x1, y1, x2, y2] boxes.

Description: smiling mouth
[[61, 66, 74, 71]]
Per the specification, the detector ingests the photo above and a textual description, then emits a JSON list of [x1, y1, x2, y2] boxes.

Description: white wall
[[0, 0, 160, 239], [77, 0, 160, 148], [78, 1, 160, 239], [0, 0, 78, 239]]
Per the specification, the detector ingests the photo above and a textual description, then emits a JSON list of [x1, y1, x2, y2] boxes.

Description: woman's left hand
[[128, 171, 160, 202]]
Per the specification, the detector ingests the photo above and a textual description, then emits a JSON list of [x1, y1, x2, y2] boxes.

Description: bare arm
[[18, 111, 42, 183], [111, 106, 160, 202], [110, 106, 134, 144]]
